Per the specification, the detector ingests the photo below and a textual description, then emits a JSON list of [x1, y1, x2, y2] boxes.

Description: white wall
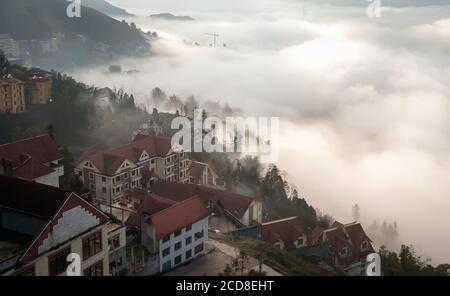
[[158, 217, 209, 273]]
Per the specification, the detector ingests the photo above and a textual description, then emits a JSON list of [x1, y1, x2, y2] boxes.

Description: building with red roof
[[0, 74, 26, 114], [74, 134, 190, 205], [0, 176, 115, 276], [150, 180, 263, 231], [127, 192, 209, 274], [261, 217, 308, 251], [310, 221, 374, 275], [0, 134, 64, 187]]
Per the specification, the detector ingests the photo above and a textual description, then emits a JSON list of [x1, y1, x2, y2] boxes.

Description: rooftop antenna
[[205, 32, 219, 47]]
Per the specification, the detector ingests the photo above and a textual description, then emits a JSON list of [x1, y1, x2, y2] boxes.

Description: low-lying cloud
[[74, 0, 450, 263]]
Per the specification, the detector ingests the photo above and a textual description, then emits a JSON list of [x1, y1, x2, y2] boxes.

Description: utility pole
[[206, 32, 219, 47]]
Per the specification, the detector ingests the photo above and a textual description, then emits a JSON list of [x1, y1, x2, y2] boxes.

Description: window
[[114, 176, 120, 183], [124, 183, 129, 190], [194, 230, 204, 241], [174, 230, 182, 237], [297, 238, 304, 246], [194, 243, 204, 255], [83, 232, 102, 260], [84, 260, 103, 276], [89, 172, 94, 180], [162, 247, 170, 257], [185, 237, 192, 245], [185, 250, 192, 260], [151, 159, 155, 165], [131, 180, 137, 188], [49, 247, 71, 276], [175, 242, 182, 251], [162, 235, 170, 243], [102, 187, 106, 194], [124, 172, 129, 179], [185, 225, 192, 232], [174, 255, 182, 265], [89, 183, 95, 190], [131, 169, 137, 177], [102, 177, 106, 182]]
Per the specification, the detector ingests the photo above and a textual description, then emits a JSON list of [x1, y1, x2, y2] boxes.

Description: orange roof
[[150, 196, 209, 240]]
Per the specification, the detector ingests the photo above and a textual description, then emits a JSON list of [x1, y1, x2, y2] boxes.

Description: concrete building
[[150, 181, 263, 232], [261, 217, 308, 251], [0, 176, 112, 276], [74, 134, 190, 206], [0, 135, 64, 187], [27, 69, 52, 104], [127, 194, 209, 274], [309, 221, 374, 275], [0, 75, 26, 114], [0, 134, 64, 187]]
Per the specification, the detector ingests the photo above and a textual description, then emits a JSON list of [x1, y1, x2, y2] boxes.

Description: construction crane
[[206, 32, 219, 47]]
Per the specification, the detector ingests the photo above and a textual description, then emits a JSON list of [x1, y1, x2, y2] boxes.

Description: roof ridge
[[150, 195, 200, 218], [0, 134, 50, 147], [262, 216, 298, 226]]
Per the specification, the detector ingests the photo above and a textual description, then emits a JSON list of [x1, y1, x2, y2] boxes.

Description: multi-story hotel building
[[0, 75, 26, 114], [0, 176, 113, 276], [74, 134, 190, 206]]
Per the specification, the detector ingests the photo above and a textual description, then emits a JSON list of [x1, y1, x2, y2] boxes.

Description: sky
[[74, 0, 450, 263]]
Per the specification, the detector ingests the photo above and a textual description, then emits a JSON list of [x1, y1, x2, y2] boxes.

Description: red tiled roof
[[0, 175, 70, 220], [151, 181, 255, 219], [314, 221, 374, 266], [12, 156, 55, 180], [150, 196, 209, 240], [0, 134, 63, 165], [75, 134, 174, 176], [262, 217, 306, 250], [126, 190, 176, 228]]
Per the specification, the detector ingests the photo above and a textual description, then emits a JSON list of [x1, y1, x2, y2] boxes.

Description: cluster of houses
[[0, 68, 52, 114], [0, 132, 374, 276]]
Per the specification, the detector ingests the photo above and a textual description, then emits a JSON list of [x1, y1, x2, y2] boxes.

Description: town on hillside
[[0, 132, 375, 276]]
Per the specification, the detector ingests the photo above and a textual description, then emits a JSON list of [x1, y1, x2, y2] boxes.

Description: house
[[0, 176, 113, 276], [150, 181, 263, 231], [261, 217, 308, 251], [74, 134, 190, 206], [0, 75, 26, 114], [187, 160, 219, 187], [27, 69, 52, 104], [310, 221, 374, 275], [0, 134, 65, 187], [127, 193, 209, 274]]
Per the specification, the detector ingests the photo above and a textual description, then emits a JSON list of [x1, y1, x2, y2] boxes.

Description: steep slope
[[0, 0, 145, 50], [82, 0, 133, 16]]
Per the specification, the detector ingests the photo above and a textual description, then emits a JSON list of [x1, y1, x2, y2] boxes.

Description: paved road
[[165, 240, 283, 276]]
